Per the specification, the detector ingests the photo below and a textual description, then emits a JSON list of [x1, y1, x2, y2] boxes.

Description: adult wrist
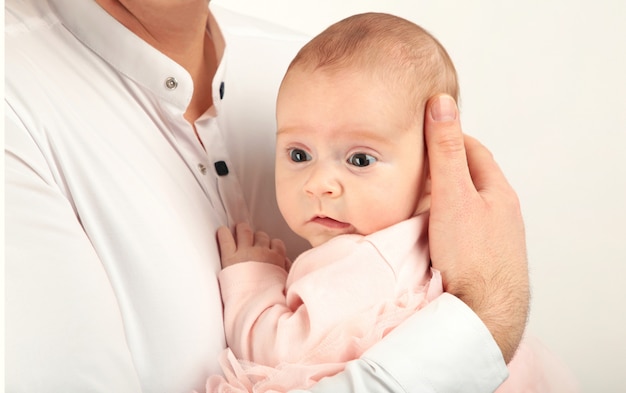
[[449, 271, 529, 363]]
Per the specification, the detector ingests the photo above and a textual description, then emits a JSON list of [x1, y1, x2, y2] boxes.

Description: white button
[[165, 77, 178, 90]]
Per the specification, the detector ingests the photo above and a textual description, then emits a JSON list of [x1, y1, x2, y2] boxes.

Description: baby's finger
[[234, 222, 254, 247], [270, 238, 287, 257], [216, 226, 236, 257], [254, 231, 270, 248]]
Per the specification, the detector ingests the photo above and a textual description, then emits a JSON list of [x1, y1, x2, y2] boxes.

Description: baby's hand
[[217, 223, 288, 270]]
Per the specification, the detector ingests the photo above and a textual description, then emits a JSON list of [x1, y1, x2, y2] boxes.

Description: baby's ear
[[414, 164, 431, 216]]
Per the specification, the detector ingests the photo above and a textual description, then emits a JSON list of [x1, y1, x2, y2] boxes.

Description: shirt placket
[[156, 72, 230, 227], [196, 73, 250, 229]]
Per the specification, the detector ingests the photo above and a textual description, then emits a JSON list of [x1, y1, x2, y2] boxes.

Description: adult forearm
[[448, 258, 529, 363]]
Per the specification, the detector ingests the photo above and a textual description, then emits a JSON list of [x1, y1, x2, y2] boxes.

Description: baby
[[208, 12, 578, 393]]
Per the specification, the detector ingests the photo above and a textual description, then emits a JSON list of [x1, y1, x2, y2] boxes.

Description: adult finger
[[464, 134, 512, 194], [424, 94, 476, 204]]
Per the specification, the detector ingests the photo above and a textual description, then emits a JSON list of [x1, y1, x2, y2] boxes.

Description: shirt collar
[[48, 0, 195, 111], [365, 214, 430, 273]]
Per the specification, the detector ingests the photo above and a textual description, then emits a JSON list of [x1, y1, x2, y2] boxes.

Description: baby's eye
[[289, 148, 312, 163], [347, 153, 377, 167]]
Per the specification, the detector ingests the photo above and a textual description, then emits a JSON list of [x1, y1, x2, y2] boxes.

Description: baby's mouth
[[310, 216, 351, 229]]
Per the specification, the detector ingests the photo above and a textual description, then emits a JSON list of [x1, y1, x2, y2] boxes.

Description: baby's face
[[275, 68, 429, 247]]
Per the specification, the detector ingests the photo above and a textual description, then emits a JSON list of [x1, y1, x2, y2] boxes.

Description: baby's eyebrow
[[276, 127, 295, 136], [342, 129, 393, 145], [276, 126, 314, 136], [277, 126, 394, 146]]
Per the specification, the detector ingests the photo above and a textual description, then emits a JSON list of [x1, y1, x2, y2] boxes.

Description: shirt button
[[198, 163, 207, 175], [214, 160, 229, 176], [165, 77, 178, 90], [219, 81, 225, 100]]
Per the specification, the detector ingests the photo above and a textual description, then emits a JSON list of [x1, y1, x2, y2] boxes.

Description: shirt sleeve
[[292, 293, 508, 393], [4, 105, 143, 393]]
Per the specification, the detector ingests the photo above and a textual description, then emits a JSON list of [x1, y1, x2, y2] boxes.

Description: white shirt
[[4, 1, 507, 392]]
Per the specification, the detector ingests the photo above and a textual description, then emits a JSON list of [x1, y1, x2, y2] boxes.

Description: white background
[[214, 1, 626, 391]]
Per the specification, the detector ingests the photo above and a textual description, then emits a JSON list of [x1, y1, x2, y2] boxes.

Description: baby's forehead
[[284, 61, 417, 93], [280, 65, 425, 130]]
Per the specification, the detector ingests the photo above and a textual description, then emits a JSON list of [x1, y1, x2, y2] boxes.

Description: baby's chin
[[304, 229, 362, 248], [306, 236, 332, 248], [301, 232, 340, 248]]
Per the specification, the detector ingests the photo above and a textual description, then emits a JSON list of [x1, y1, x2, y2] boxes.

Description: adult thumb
[[424, 94, 474, 203]]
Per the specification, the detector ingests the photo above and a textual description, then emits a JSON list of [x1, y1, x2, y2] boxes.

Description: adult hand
[[424, 94, 529, 363]]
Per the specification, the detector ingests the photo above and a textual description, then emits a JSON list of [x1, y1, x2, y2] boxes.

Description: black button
[[219, 81, 225, 100], [214, 161, 229, 176]]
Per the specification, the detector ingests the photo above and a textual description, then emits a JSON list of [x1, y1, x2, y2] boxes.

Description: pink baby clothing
[[207, 213, 579, 393], [497, 335, 580, 393], [208, 214, 442, 392]]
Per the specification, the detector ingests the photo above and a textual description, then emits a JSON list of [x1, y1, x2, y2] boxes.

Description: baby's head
[[275, 12, 459, 247]]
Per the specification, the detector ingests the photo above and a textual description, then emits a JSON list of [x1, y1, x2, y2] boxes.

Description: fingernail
[[430, 95, 458, 122]]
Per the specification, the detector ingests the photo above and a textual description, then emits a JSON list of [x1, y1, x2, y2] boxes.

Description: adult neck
[[95, 0, 217, 122]]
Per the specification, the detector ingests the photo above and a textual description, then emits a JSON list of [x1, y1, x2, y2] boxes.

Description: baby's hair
[[285, 12, 459, 112]]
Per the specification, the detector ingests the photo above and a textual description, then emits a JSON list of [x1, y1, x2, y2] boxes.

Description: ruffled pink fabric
[[205, 214, 578, 392], [206, 271, 443, 393], [206, 291, 580, 393], [496, 335, 580, 393]]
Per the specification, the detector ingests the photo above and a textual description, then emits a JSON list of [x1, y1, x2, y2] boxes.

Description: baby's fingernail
[[430, 95, 458, 122]]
